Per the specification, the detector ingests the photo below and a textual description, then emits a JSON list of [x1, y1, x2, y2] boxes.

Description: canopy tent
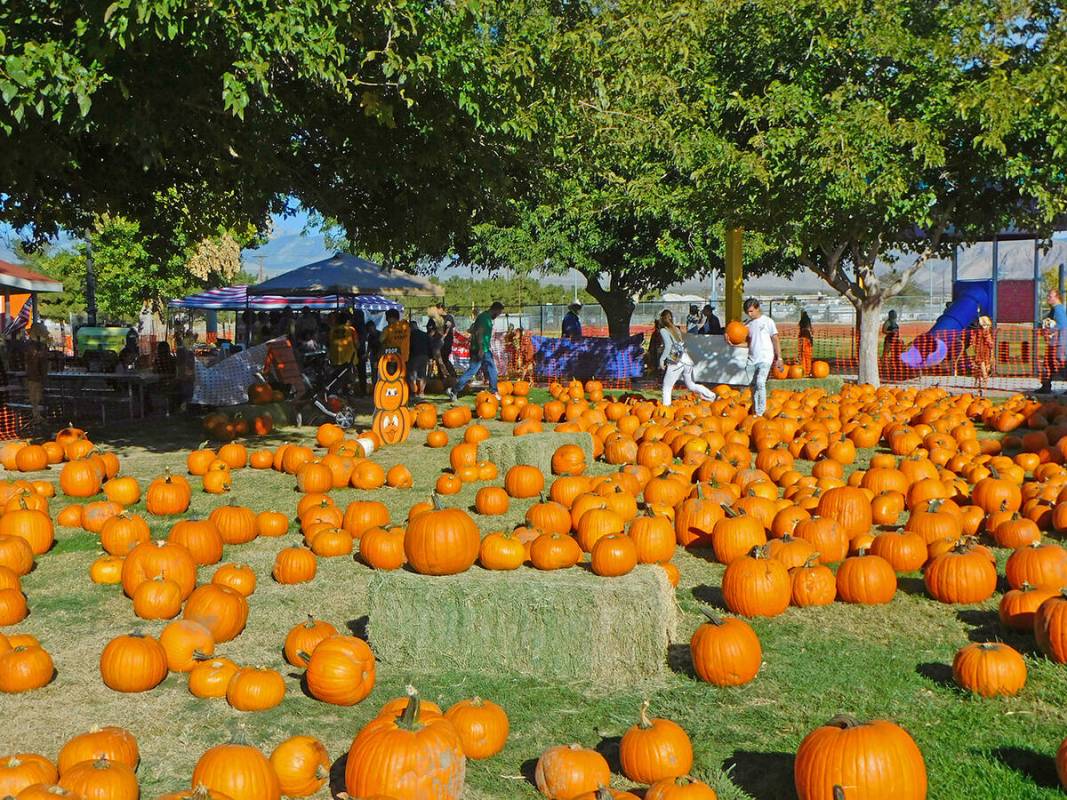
[[247, 253, 441, 297], [168, 285, 402, 312], [0, 260, 63, 293]]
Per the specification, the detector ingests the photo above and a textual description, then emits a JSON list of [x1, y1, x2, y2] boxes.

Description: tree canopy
[[0, 0, 566, 261], [588, 0, 1067, 379]]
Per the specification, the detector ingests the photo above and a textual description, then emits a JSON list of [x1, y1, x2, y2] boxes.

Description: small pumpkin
[[690, 609, 761, 686], [99, 634, 168, 693], [270, 736, 330, 797], [445, 697, 510, 760], [952, 642, 1027, 697], [619, 700, 693, 784]]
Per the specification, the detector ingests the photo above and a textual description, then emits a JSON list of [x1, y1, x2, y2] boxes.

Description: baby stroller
[[292, 348, 362, 429]]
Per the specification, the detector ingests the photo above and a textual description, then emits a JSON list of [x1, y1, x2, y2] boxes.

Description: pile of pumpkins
[[10, 381, 1067, 796]]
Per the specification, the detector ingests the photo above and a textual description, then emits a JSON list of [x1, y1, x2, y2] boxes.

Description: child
[[741, 298, 783, 416], [973, 315, 994, 396]]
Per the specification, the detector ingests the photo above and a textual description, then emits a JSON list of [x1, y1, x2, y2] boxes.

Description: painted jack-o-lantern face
[[374, 354, 409, 411], [372, 407, 412, 445]]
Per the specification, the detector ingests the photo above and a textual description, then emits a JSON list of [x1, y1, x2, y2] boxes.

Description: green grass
[[3, 405, 1067, 799]]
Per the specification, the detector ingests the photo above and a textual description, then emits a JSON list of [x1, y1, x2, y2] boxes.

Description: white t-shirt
[[746, 315, 778, 364]]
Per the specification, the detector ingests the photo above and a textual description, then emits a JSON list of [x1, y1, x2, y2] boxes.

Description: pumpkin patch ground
[[4, 382, 1067, 799]]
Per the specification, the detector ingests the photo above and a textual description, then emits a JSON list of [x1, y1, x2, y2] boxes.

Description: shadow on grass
[[991, 746, 1061, 789], [957, 609, 1001, 643], [329, 752, 348, 797], [915, 661, 955, 689], [724, 750, 796, 800], [596, 735, 622, 773], [520, 757, 539, 793], [691, 584, 725, 609], [897, 576, 926, 596], [667, 643, 697, 679]]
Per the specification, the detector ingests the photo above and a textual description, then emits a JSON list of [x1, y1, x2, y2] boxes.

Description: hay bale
[[367, 564, 677, 687], [477, 431, 594, 477]]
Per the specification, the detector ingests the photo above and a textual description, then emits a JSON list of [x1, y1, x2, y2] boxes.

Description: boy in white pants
[[743, 298, 783, 416]]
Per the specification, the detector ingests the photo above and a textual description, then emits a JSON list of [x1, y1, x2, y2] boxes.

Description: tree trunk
[[584, 275, 635, 339], [856, 298, 884, 387]]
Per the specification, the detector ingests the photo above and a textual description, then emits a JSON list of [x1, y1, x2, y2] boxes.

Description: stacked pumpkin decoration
[[372, 353, 413, 444]]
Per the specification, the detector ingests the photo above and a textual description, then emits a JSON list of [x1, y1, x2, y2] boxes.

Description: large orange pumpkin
[[344, 688, 465, 799], [404, 497, 480, 576]]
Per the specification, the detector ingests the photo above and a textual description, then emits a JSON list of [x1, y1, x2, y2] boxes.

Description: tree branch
[[881, 216, 952, 298]]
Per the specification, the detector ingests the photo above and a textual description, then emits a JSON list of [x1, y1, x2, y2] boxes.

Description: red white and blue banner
[[168, 285, 402, 312]]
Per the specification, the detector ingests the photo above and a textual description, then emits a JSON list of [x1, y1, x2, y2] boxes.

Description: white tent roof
[[248, 253, 442, 297]]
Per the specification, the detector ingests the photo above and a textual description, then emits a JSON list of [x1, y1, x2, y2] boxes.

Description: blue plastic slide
[[900, 280, 993, 368]]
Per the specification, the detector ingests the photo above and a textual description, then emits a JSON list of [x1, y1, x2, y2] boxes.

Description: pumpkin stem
[[825, 713, 862, 729], [700, 607, 725, 626], [833, 787, 846, 800], [296, 650, 312, 664], [596, 788, 614, 800], [638, 699, 653, 729], [430, 492, 443, 511], [397, 685, 421, 730]]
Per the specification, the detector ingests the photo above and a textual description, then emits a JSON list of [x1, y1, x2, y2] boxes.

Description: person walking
[[449, 301, 504, 399], [562, 302, 583, 339], [657, 309, 717, 407], [798, 309, 814, 376], [1041, 290, 1067, 393], [741, 298, 783, 416]]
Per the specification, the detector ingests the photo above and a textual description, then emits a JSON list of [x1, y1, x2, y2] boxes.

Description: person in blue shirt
[[561, 302, 583, 339], [1042, 290, 1067, 393]]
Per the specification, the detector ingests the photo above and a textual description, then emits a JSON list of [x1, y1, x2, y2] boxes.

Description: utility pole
[[85, 241, 98, 327]]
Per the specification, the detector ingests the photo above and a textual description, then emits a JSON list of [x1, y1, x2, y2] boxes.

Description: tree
[[627, 0, 1067, 384], [23, 216, 258, 322], [464, 2, 797, 339], [434, 274, 592, 310], [0, 0, 569, 265]]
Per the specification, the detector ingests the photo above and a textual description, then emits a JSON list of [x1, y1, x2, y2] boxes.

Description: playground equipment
[[901, 280, 993, 368], [900, 235, 1059, 374]]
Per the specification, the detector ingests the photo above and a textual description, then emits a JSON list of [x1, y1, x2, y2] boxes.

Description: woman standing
[[658, 310, 717, 407], [798, 310, 814, 376]]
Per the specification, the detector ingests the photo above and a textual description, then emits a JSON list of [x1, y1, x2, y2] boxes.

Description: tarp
[[532, 334, 645, 380], [0, 260, 62, 293], [247, 253, 441, 297], [168, 285, 402, 312]]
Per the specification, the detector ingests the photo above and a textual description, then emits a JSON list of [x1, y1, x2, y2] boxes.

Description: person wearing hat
[[562, 302, 583, 340], [450, 301, 504, 399]]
